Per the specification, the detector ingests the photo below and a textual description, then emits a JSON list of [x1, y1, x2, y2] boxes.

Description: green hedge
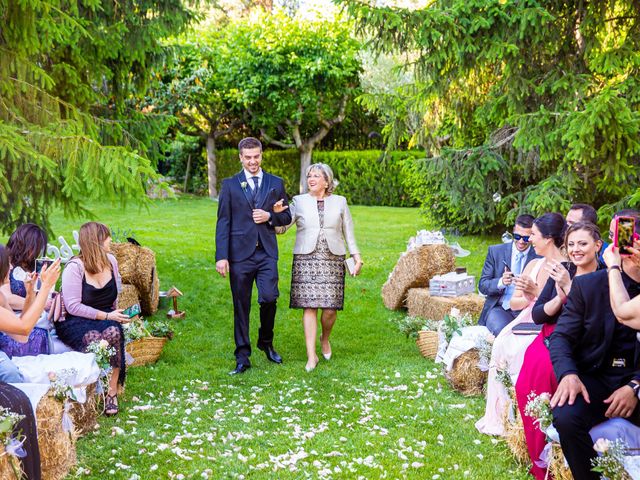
[[215, 149, 421, 207]]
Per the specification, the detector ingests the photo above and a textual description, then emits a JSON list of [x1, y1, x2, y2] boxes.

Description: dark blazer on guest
[[478, 242, 539, 325], [215, 171, 291, 263], [549, 269, 640, 383]]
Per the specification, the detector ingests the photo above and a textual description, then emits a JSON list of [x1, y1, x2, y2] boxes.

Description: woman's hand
[[513, 275, 537, 301], [23, 272, 37, 297], [603, 244, 622, 269], [629, 240, 640, 268], [106, 309, 130, 323], [352, 254, 363, 276], [272, 199, 289, 214], [546, 260, 571, 300], [39, 259, 61, 291]]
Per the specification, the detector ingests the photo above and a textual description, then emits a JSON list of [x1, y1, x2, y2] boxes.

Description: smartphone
[[614, 216, 636, 256], [122, 303, 141, 318], [501, 260, 511, 272], [34, 258, 54, 274]]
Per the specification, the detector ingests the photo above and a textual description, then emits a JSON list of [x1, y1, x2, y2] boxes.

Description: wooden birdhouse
[[166, 286, 185, 319]]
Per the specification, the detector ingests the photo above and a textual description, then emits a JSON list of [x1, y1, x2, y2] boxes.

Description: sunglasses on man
[[513, 233, 530, 242]]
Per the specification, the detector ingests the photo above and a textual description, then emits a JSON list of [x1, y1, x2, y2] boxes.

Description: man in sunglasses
[[478, 214, 540, 335]]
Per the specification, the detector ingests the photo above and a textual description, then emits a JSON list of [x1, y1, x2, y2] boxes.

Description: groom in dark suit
[[478, 214, 539, 335], [215, 137, 292, 375], [549, 210, 640, 480]]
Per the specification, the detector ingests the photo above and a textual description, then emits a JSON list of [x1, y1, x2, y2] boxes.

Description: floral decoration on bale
[[0, 406, 26, 479], [592, 438, 633, 480]]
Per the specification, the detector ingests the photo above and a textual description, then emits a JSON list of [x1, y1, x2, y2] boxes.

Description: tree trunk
[[206, 135, 218, 199], [299, 148, 313, 193]]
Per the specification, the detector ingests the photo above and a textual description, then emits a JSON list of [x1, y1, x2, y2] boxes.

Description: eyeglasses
[[513, 233, 530, 242]]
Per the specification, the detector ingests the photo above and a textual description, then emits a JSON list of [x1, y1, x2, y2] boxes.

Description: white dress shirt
[[243, 169, 263, 190]]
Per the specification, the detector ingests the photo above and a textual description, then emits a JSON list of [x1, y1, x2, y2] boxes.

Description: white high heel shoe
[[322, 351, 332, 361], [305, 358, 319, 372]]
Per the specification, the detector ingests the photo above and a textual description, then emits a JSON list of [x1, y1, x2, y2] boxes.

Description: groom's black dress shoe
[[257, 345, 282, 364], [229, 363, 251, 375]]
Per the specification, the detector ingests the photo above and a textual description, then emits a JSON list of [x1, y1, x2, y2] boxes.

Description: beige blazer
[[282, 193, 359, 256]]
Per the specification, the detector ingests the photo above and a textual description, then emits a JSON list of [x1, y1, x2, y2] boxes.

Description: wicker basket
[[416, 330, 439, 359], [126, 336, 167, 367]]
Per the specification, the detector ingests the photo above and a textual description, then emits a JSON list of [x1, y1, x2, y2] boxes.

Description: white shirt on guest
[[243, 169, 264, 190]]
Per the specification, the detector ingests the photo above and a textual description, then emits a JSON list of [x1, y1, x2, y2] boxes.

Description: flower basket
[[445, 348, 487, 396], [416, 330, 439, 359], [125, 336, 167, 367]]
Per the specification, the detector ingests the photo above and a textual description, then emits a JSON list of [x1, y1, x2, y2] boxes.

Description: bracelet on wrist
[[608, 265, 622, 273]]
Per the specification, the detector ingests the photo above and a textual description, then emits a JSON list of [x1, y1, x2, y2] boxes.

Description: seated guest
[[0, 223, 51, 356], [604, 237, 640, 328], [56, 222, 129, 416], [566, 202, 608, 259], [478, 214, 539, 335], [549, 210, 640, 480], [0, 245, 60, 479], [476, 213, 566, 435], [516, 222, 602, 479]]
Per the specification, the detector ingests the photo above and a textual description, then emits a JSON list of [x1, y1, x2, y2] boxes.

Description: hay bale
[[502, 391, 529, 465], [549, 443, 573, 480], [381, 244, 456, 310], [37, 394, 77, 480], [117, 284, 140, 311], [111, 242, 159, 316], [416, 330, 439, 359], [0, 449, 21, 479], [69, 383, 98, 436], [407, 288, 485, 321], [446, 348, 487, 396]]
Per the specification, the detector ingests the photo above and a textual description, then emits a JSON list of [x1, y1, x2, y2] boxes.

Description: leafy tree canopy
[[343, 0, 640, 232]]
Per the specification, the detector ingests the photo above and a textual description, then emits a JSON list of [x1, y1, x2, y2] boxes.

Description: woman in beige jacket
[[275, 163, 363, 371]]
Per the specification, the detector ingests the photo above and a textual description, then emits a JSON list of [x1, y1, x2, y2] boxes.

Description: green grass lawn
[[37, 197, 528, 479]]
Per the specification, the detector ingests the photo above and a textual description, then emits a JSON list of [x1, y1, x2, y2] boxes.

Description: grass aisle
[[42, 198, 528, 479]]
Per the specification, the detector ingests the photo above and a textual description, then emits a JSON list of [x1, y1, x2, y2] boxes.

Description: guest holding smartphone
[[56, 222, 128, 416], [0, 244, 61, 479], [274, 163, 362, 372]]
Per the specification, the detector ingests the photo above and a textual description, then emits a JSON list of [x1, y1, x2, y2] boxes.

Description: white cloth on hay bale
[[11, 352, 100, 409], [439, 325, 491, 371]]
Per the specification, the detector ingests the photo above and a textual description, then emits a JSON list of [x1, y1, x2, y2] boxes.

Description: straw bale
[[37, 394, 77, 480], [503, 394, 528, 465], [382, 244, 456, 310], [117, 284, 140, 311], [446, 349, 487, 396], [407, 288, 484, 321], [549, 443, 573, 480], [0, 449, 21, 480], [111, 242, 160, 316], [69, 383, 98, 436]]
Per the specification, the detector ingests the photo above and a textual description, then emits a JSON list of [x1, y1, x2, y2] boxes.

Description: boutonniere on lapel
[[240, 181, 248, 191]]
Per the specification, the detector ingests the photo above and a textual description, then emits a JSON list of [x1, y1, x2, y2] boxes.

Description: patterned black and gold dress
[[290, 199, 345, 310]]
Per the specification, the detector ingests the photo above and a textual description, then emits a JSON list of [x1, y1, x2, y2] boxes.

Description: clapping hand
[[546, 260, 571, 301], [272, 199, 288, 214]]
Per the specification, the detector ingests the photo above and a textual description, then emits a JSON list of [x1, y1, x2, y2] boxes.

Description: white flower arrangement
[[240, 181, 248, 191], [591, 438, 632, 480], [524, 392, 554, 434], [87, 339, 116, 372], [48, 368, 78, 401], [0, 405, 26, 477]]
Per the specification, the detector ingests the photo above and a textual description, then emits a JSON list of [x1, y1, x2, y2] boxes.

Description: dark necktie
[[251, 176, 259, 201]]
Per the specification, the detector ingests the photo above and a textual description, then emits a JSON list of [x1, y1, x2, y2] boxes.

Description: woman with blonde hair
[[275, 163, 363, 371], [55, 222, 129, 415]]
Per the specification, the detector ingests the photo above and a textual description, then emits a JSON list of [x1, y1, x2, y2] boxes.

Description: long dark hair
[[6, 223, 48, 272], [0, 245, 10, 283], [534, 213, 567, 248]]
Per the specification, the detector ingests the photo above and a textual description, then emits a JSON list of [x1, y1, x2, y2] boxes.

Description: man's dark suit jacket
[[549, 269, 640, 383], [215, 171, 291, 263], [478, 242, 539, 325]]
